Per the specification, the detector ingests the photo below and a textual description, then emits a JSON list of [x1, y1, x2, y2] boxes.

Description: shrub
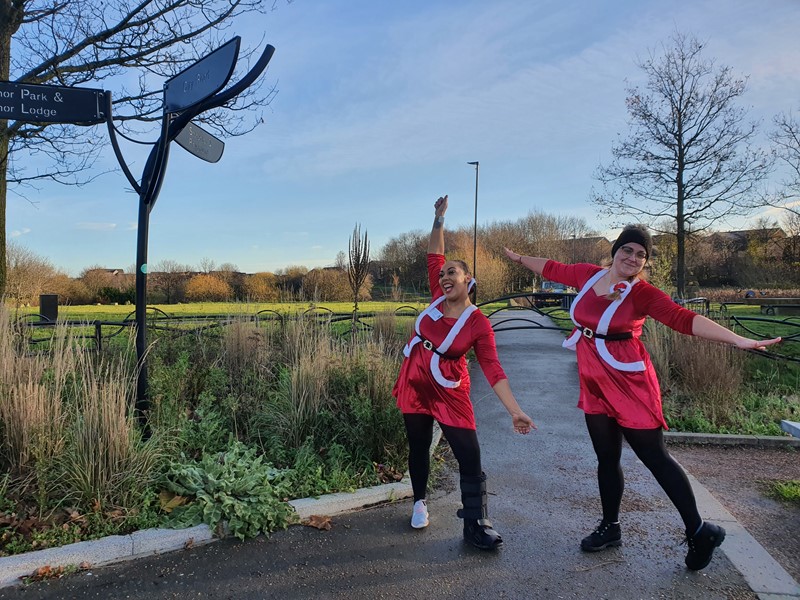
[[243, 272, 280, 302], [185, 274, 234, 302], [302, 268, 352, 302]]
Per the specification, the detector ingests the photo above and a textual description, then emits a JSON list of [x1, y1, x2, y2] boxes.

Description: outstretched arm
[[428, 195, 447, 254], [492, 379, 536, 434], [503, 247, 548, 275], [692, 314, 781, 351]]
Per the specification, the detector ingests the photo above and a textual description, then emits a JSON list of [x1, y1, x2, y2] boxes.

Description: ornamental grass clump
[[0, 309, 164, 553], [266, 318, 334, 451], [646, 320, 745, 429], [0, 307, 67, 476], [59, 344, 163, 510]]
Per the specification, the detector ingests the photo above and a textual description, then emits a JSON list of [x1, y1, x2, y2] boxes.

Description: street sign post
[[163, 37, 240, 113], [118, 39, 275, 423], [174, 121, 225, 163], [0, 81, 105, 124]]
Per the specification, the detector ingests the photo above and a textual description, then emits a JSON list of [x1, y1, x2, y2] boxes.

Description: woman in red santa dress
[[504, 225, 780, 571], [393, 194, 535, 550]]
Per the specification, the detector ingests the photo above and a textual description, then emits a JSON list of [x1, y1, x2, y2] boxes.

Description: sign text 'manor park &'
[[0, 81, 105, 124]]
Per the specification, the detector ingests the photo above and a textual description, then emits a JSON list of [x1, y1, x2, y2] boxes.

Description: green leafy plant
[[164, 440, 297, 540], [766, 479, 800, 505]]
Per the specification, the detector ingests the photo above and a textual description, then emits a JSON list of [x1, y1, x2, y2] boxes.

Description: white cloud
[[10, 228, 31, 237]]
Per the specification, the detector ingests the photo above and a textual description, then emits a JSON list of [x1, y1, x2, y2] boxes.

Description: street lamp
[[467, 161, 479, 293]]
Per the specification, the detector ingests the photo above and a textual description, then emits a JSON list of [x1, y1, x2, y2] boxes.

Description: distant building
[[709, 228, 787, 259]]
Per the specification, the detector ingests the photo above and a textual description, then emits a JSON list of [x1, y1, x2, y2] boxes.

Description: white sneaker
[[411, 499, 429, 529]]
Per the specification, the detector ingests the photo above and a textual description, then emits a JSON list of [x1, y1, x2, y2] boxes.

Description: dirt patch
[[668, 443, 800, 582]]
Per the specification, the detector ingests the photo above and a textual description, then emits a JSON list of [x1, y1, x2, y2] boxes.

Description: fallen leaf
[[25, 565, 67, 582], [303, 515, 332, 530], [159, 491, 188, 513]]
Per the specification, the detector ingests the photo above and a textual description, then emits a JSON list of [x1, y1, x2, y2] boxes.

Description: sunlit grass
[[12, 301, 431, 322], [766, 480, 800, 505]]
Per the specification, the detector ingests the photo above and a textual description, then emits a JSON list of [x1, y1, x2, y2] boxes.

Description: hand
[[434, 195, 448, 217], [504, 247, 522, 264], [736, 336, 782, 351], [511, 411, 536, 435]]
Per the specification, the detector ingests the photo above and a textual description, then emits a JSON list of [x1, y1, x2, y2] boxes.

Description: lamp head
[[467, 161, 479, 165]]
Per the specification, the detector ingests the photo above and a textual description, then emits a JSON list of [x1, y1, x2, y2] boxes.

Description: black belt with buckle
[[417, 335, 458, 359], [580, 327, 633, 341]]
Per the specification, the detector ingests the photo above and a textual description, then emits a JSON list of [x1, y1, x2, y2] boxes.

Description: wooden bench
[[741, 297, 800, 316]]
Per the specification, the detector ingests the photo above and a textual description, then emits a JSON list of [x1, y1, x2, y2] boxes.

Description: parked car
[[540, 280, 569, 293], [532, 280, 574, 308]]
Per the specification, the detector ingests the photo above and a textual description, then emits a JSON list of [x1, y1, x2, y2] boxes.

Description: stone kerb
[[0, 426, 440, 589], [781, 420, 800, 439]]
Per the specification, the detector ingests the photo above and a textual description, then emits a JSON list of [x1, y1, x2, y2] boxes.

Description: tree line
[[8, 208, 798, 309]]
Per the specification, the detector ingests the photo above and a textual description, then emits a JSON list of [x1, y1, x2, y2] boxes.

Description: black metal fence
[[14, 294, 800, 363]]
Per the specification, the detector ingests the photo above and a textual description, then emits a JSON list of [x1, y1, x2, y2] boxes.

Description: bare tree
[[781, 211, 800, 265], [216, 262, 243, 299], [151, 259, 191, 304], [5, 241, 56, 308], [593, 32, 772, 297], [0, 1, 291, 297], [198, 257, 217, 274], [770, 110, 800, 218], [347, 223, 370, 316], [378, 231, 428, 295]]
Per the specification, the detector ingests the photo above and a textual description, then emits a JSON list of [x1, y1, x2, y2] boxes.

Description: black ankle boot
[[581, 519, 622, 552], [457, 472, 503, 550], [685, 522, 725, 570]]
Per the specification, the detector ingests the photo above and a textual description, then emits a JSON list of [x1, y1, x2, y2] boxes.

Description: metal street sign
[[174, 121, 225, 163], [0, 81, 105, 124], [164, 37, 240, 114]]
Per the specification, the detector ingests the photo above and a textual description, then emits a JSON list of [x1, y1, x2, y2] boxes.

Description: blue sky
[[8, 0, 800, 276]]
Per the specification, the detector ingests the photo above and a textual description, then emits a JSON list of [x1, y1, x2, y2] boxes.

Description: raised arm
[[429, 195, 447, 254], [503, 248, 548, 275], [691, 314, 781, 351]]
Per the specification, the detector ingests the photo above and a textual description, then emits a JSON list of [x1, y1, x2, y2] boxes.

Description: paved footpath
[[1, 310, 798, 599]]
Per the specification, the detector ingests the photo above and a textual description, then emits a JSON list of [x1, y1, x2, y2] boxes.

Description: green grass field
[[12, 300, 431, 322]]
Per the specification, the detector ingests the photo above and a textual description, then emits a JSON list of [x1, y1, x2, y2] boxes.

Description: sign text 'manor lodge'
[[0, 81, 105, 124]]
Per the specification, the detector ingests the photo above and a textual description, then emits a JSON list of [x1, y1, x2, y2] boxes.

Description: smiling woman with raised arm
[[392, 194, 535, 550], [504, 224, 781, 570]]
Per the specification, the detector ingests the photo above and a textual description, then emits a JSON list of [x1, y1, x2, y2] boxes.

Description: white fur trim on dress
[[564, 269, 645, 372]]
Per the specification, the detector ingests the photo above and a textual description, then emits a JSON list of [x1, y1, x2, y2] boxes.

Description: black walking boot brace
[[457, 472, 503, 550]]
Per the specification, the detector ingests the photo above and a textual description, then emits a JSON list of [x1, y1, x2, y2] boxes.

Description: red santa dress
[[543, 261, 697, 430], [392, 254, 507, 430]]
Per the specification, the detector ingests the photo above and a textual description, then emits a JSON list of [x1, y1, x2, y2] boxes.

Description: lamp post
[[467, 161, 479, 293]]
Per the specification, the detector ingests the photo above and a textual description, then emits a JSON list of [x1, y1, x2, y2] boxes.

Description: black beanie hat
[[611, 225, 653, 259]]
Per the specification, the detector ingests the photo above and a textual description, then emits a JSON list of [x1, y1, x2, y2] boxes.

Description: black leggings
[[584, 413, 701, 533], [404, 413, 482, 501]]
